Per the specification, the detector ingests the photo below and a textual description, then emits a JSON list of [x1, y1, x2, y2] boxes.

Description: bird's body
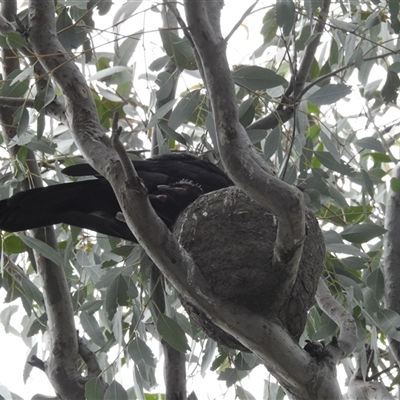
[[0, 153, 232, 241]]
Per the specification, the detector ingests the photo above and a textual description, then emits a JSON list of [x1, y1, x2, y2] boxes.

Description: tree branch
[[315, 278, 357, 362], [383, 165, 400, 364], [184, 0, 305, 327], [293, 0, 331, 100], [0, 97, 67, 124]]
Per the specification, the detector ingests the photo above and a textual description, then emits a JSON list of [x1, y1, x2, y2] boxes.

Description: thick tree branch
[[383, 165, 400, 364], [184, 0, 305, 324]]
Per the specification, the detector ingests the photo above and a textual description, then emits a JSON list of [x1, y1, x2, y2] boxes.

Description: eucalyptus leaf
[[18, 235, 65, 266], [157, 314, 190, 353], [104, 380, 128, 400], [232, 66, 287, 90], [128, 337, 157, 368], [308, 84, 352, 106], [341, 224, 386, 244]]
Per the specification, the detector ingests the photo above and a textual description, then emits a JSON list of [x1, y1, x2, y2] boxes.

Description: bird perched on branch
[[0, 153, 233, 241]]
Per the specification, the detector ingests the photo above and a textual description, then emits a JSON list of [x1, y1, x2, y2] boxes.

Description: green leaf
[[388, 0, 400, 33], [80, 312, 106, 347], [362, 287, 380, 314], [314, 151, 354, 176], [238, 97, 256, 127], [105, 273, 128, 320], [236, 386, 257, 400], [247, 129, 268, 144], [341, 224, 386, 244], [326, 243, 369, 258], [389, 62, 400, 73], [18, 235, 64, 266], [144, 394, 166, 400], [308, 84, 352, 105], [158, 121, 187, 145], [128, 337, 157, 368], [85, 378, 105, 400], [264, 127, 281, 160], [363, 152, 392, 163], [377, 309, 400, 341], [1, 69, 29, 97], [361, 169, 375, 198], [6, 31, 26, 49], [1, 234, 25, 254], [149, 55, 169, 72], [218, 368, 238, 387], [34, 86, 56, 111], [342, 257, 368, 270], [354, 137, 385, 153], [261, 8, 278, 45], [97, 0, 113, 15], [159, 30, 197, 70], [156, 71, 174, 101], [337, 274, 364, 302], [114, 34, 141, 67], [104, 380, 128, 400], [330, 39, 339, 65], [168, 90, 200, 130], [343, 205, 372, 224], [232, 66, 287, 91], [79, 300, 103, 314], [276, 0, 295, 36], [320, 128, 340, 162], [390, 177, 400, 192], [366, 268, 384, 301], [381, 70, 400, 103], [147, 99, 176, 129], [56, 8, 87, 52], [157, 314, 189, 353]]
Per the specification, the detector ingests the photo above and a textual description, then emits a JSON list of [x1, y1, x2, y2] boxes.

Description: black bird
[[149, 180, 204, 226], [0, 153, 232, 241]]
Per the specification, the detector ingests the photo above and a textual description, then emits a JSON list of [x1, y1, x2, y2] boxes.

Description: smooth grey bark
[[315, 279, 357, 362], [384, 165, 400, 364]]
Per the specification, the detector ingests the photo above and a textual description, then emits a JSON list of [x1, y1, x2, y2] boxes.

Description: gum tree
[[0, 1, 400, 399]]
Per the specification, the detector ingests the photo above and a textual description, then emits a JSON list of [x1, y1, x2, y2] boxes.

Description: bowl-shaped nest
[[173, 187, 325, 351]]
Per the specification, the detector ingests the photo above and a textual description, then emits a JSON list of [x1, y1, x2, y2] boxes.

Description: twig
[[110, 112, 139, 185]]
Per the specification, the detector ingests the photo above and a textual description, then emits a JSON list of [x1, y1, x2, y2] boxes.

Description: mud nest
[[173, 187, 326, 351]]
